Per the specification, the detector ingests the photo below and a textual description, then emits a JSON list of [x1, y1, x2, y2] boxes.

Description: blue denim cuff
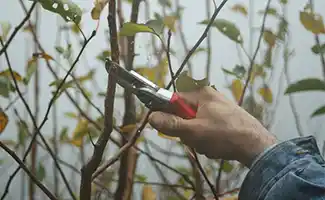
[[239, 135, 325, 200]]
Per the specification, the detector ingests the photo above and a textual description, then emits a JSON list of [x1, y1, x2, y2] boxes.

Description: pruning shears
[[104, 58, 197, 119]]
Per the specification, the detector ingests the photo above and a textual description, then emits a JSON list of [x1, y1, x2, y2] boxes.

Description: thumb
[[148, 111, 191, 138]]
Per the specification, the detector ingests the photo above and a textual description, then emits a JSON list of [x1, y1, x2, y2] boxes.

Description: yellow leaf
[[135, 57, 169, 88], [231, 79, 243, 102], [158, 132, 180, 141], [221, 196, 238, 200], [231, 4, 248, 16], [184, 190, 192, 199], [142, 185, 156, 200], [300, 11, 325, 34], [263, 29, 276, 47], [33, 53, 54, 61], [1, 22, 11, 41], [1, 139, 16, 146], [70, 119, 89, 147], [119, 124, 137, 134], [91, 0, 109, 20], [163, 16, 177, 32], [22, 23, 34, 33], [136, 135, 145, 145], [249, 64, 266, 84], [0, 69, 23, 82], [71, 23, 81, 34], [258, 85, 273, 103], [0, 109, 9, 134]]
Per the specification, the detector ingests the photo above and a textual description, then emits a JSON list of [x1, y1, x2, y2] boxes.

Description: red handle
[[169, 93, 197, 119]]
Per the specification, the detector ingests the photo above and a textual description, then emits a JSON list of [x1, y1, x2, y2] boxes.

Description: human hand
[[148, 86, 277, 167]]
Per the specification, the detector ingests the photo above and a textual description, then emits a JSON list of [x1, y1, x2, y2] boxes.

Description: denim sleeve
[[239, 135, 325, 200]]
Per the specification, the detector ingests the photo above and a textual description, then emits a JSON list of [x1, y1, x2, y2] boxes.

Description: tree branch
[[0, 34, 87, 200], [0, 142, 57, 200], [0, 2, 37, 56], [215, 0, 272, 194], [93, 2, 229, 197], [114, 1, 141, 199], [79, 0, 119, 199]]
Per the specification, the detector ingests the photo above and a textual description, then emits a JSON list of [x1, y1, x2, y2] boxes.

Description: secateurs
[[104, 58, 197, 119]]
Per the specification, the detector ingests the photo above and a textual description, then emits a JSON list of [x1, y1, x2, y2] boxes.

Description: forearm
[[239, 135, 325, 200]]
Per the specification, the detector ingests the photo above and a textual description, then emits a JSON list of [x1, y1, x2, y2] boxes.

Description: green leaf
[[285, 78, 325, 94], [60, 126, 69, 142], [96, 50, 111, 62], [192, 48, 207, 56], [175, 166, 192, 176], [311, 105, 325, 118], [258, 7, 278, 17], [145, 19, 165, 34], [36, 163, 46, 181], [32, 0, 82, 24], [221, 160, 234, 173], [233, 65, 246, 77], [230, 4, 248, 16], [17, 120, 28, 145], [64, 112, 78, 118], [135, 174, 147, 182], [23, 58, 37, 85], [175, 71, 209, 92], [55, 46, 65, 54], [158, 0, 172, 8], [0, 76, 15, 98], [242, 96, 264, 122], [222, 65, 246, 78], [263, 46, 273, 68], [49, 69, 95, 92], [199, 19, 243, 44], [1, 21, 12, 41], [311, 43, 325, 54], [63, 43, 72, 59], [263, 29, 276, 47], [277, 18, 288, 41], [280, 0, 288, 4], [119, 22, 154, 36]]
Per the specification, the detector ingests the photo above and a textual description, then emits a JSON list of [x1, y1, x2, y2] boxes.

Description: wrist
[[240, 131, 277, 167]]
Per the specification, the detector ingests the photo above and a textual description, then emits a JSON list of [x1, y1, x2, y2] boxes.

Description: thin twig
[[167, 30, 176, 91], [308, 0, 325, 78], [238, 0, 272, 106], [92, 114, 150, 180], [166, 0, 228, 89], [175, 0, 194, 75], [216, 0, 272, 193], [0, 2, 37, 56], [0, 37, 81, 200], [143, 138, 187, 200], [0, 142, 57, 200], [205, 0, 212, 80], [192, 147, 218, 199]]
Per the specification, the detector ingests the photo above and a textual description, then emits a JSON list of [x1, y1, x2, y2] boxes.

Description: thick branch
[[114, 1, 141, 199], [79, 0, 119, 199]]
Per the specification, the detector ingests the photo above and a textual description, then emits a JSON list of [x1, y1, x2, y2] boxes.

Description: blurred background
[[0, 0, 324, 199]]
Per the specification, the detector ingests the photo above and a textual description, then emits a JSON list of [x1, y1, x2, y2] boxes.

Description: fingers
[[148, 111, 193, 138]]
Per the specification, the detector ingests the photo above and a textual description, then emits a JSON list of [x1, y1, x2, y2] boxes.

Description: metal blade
[[105, 58, 159, 91]]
